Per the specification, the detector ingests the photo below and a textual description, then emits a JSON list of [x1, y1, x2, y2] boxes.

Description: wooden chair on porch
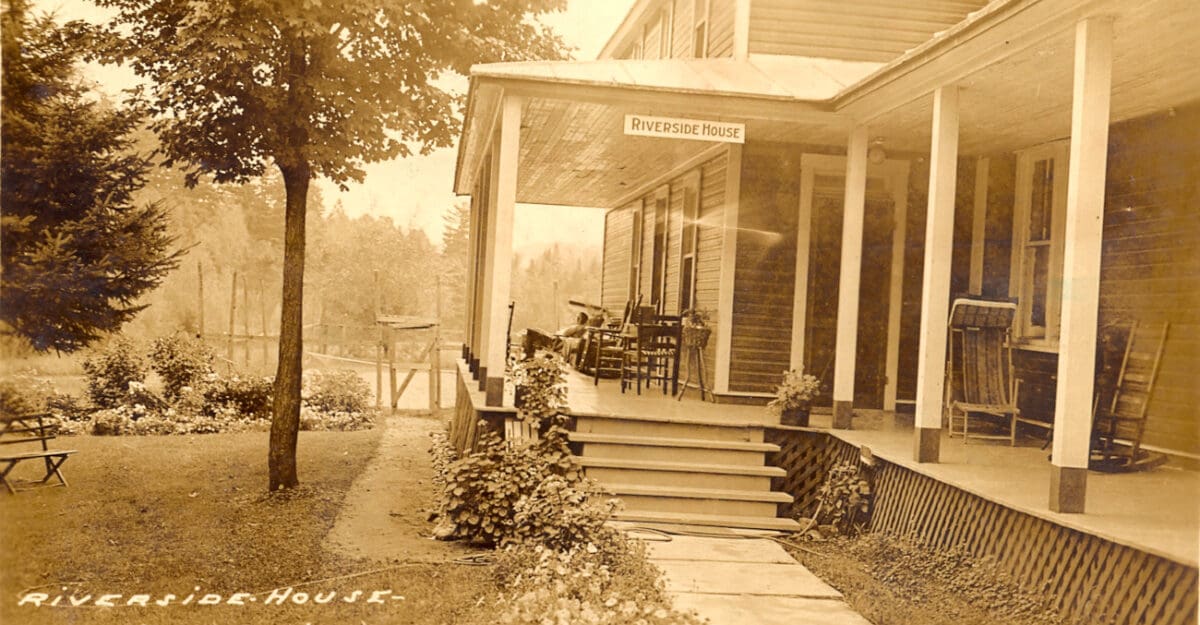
[[1090, 321, 1170, 472], [592, 296, 640, 385], [945, 298, 1022, 445]]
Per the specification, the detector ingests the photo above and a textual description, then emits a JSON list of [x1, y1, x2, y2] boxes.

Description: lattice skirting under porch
[[768, 429, 1199, 625]]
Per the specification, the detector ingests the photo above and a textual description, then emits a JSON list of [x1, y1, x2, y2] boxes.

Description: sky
[[35, 0, 637, 253]]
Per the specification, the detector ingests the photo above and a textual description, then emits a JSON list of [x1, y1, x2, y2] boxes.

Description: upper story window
[[658, 7, 673, 59], [1010, 141, 1069, 344], [693, 0, 710, 58]]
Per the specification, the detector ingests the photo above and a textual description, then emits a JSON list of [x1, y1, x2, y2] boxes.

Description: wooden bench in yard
[[1, 412, 77, 494]]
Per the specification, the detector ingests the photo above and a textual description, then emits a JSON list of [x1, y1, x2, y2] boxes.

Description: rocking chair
[[1090, 321, 1170, 472], [945, 298, 1021, 445]]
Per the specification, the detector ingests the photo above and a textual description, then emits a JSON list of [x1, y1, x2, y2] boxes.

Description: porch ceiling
[[858, 0, 1200, 156]]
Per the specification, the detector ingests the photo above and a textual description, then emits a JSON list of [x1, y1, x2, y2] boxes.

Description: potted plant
[[767, 368, 820, 427], [680, 308, 711, 349]]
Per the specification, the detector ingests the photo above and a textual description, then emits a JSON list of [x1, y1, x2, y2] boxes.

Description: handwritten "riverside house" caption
[[17, 586, 404, 608]]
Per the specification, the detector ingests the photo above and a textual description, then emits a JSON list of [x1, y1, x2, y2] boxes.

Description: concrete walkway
[[636, 533, 872, 625]]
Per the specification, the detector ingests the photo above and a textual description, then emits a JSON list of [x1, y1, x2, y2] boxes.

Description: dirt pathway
[[324, 411, 476, 563]]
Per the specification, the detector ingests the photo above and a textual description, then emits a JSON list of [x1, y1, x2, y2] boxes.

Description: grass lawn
[[0, 424, 494, 624]]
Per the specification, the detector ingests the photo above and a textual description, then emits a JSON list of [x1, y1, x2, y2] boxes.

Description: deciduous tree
[[93, 0, 568, 489]]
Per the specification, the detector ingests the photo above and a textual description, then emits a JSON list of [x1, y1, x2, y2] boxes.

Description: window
[[693, 0, 709, 58], [678, 177, 700, 312], [1010, 141, 1069, 343], [649, 187, 669, 307]]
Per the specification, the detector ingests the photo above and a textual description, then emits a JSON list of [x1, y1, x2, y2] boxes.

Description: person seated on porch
[[554, 312, 590, 366]]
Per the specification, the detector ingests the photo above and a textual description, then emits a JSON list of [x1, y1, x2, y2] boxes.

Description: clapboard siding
[[694, 153, 729, 382], [671, 0, 693, 58], [665, 177, 685, 313], [747, 0, 986, 62], [1098, 106, 1200, 454], [707, 0, 736, 57], [602, 205, 635, 311], [729, 143, 800, 393]]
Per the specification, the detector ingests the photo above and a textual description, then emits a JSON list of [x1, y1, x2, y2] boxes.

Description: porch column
[[913, 85, 960, 463], [1050, 17, 1113, 514], [481, 95, 522, 406], [831, 125, 868, 429], [464, 192, 479, 364], [471, 158, 491, 378]]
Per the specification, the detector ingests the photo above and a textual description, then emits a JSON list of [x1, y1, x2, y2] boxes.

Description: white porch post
[[1051, 17, 1113, 514], [913, 85, 960, 463], [471, 169, 490, 378], [476, 148, 498, 388], [464, 192, 480, 366], [831, 125, 869, 429], [481, 95, 522, 406]]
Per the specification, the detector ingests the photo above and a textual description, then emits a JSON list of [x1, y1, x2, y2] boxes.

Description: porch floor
[[562, 372, 1199, 568], [563, 371, 771, 424]]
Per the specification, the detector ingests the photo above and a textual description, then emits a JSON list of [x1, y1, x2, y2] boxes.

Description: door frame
[[789, 153, 910, 411]]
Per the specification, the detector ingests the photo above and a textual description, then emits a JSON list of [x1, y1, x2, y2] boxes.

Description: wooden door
[[804, 175, 894, 408]]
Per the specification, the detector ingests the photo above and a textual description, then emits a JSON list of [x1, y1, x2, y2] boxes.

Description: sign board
[[623, 114, 745, 144]]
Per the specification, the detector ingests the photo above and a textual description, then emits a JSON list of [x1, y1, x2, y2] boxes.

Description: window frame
[[1009, 140, 1070, 346], [693, 0, 710, 58], [677, 172, 701, 313]]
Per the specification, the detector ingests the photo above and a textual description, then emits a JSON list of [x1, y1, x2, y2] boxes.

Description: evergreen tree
[[0, 2, 180, 352]]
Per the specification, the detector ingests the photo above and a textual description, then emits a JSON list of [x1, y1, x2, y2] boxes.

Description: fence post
[[197, 261, 205, 337], [241, 275, 250, 366], [388, 327, 399, 412], [375, 322, 383, 410], [227, 270, 237, 362], [260, 279, 268, 366]]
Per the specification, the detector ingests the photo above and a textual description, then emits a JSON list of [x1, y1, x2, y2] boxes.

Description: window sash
[[1011, 141, 1069, 344]]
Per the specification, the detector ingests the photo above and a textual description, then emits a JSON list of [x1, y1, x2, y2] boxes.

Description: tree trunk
[[269, 161, 310, 490]]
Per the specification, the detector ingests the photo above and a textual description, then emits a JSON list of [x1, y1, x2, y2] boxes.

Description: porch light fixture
[[868, 138, 887, 164]]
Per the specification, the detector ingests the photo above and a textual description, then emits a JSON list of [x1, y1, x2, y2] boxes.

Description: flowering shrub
[[767, 367, 821, 413], [438, 427, 595, 546], [493, 539, 703, 625], [0, 378, 47, 415], [82, 336, 147, 408], [299, 405, 375, 431], [302, 369, 369, 414], [511, 354, 568, 428], [804, 461, 873, 538], [148, 334, 214, 400], [202, 373, 274, 420]]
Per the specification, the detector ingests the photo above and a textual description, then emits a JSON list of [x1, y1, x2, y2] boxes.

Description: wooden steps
[[570, 414, 798, 533], [609, 510, 803, 533]]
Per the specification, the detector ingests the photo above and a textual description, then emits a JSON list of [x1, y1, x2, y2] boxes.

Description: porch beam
[[1050, 17, 1113, 514], [831, 125, 869, 429], [913, 85, 960, 463], [493, 78, 840, 126], [969, 157, 990, 296], [713, 144, 743, 394], [482, 95, 523, 406]]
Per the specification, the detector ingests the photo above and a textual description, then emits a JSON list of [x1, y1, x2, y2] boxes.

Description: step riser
[[616, 494, 780, 518], [579, 442, 766, 466], [585, 466, 773, 491], [575, 417, 763, 443]]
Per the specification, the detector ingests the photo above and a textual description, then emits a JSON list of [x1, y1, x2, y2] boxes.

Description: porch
[[459, 364, 1199, 568]]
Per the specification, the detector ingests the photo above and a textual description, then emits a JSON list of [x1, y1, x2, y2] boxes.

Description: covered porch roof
[[452, 55, 881, 206], [453, 0, 1200, 208]]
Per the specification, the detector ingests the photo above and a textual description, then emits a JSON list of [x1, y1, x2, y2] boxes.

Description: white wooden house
[[452, 1, 1199, 621]]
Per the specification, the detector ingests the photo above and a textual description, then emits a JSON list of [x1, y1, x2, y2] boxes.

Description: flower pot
[[780, 405, 810, 427], [682, 326, 711, 349]]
